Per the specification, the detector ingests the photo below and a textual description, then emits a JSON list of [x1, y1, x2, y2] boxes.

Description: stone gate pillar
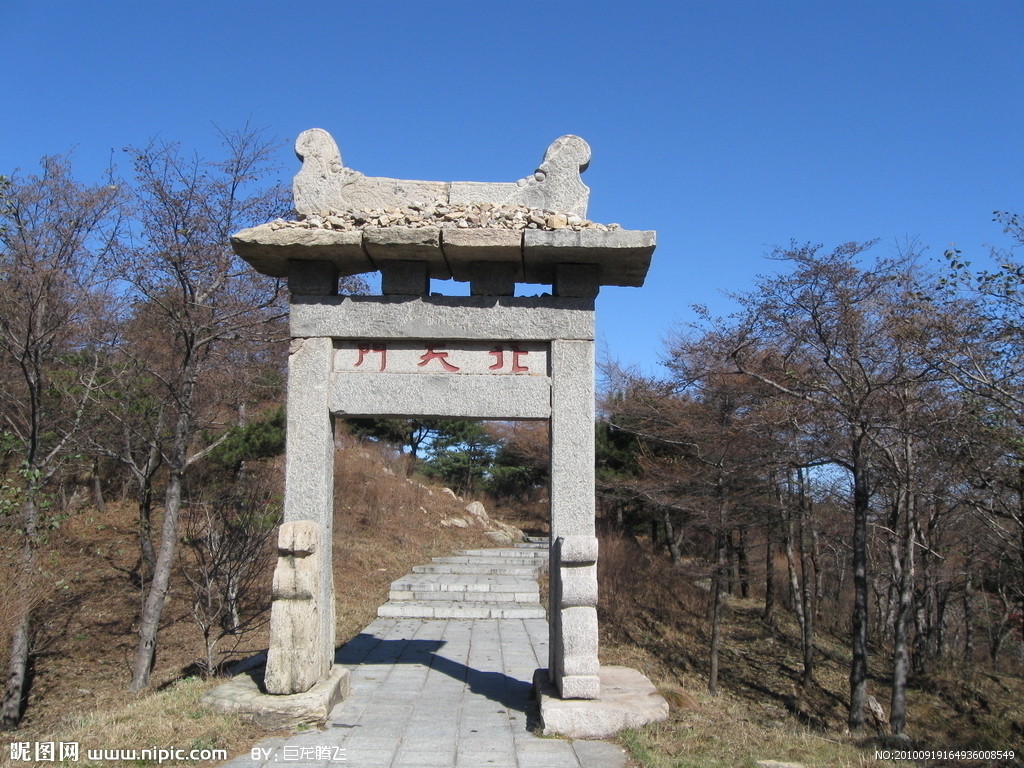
[[230, 129, 655, 704], [264, 265, 339, 694], [549, 338, 600, 698]]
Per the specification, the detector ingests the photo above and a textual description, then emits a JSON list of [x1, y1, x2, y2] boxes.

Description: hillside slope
[[596, 534, 1024, 768], [0, 432, 510, 762]]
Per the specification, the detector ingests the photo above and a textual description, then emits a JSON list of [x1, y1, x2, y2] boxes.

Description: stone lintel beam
[[523, 229, 655, 287], [289, 295, 595, 341], [232, 227, 369, 278], [231, 225, 655, 289], [442, 228, 524, 282], [331, 373, 551, 420], [363, 227, 449, 280]]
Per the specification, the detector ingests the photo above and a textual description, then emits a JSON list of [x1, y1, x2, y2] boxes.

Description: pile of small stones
[[269, 201, 621, 232]]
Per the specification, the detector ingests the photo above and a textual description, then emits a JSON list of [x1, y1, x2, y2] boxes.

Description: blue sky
[[3, 1, 1022, 376]]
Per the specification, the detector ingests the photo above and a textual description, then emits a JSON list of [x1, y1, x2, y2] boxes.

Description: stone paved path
[[222, 541, 626, 768]]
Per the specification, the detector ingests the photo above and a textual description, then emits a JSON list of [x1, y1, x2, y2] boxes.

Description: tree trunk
[[1, 496, 40, 729], [129, 467, 185, 690], [810, 526, 824, 620], [798, 483, 815, 689], [92, 461, 106, 513], [663, 510, 682, 566], [785, 505, 803, 620], [725, 530, 736, 596], [890, 488, 916, 735], [912, 531, 932, 677], [933, 584, 950, 661], [129, 369, 197, 690], [0, 614, 30, 730], [785, 470, 814, 689], [762, 533, 776, 624], [708, 532, 726, 695], [131, 410, 165, 582], [848, 444, 870, 733], [137, 483, 156, 581], [737, 527, 750, 599]]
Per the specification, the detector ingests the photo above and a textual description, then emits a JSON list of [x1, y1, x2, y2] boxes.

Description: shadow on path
[[334, 634, 533, 714]]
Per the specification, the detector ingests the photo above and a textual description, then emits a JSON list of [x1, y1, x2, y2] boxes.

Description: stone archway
[[226, 129, 661, 730], [265, 291, 600, 701]]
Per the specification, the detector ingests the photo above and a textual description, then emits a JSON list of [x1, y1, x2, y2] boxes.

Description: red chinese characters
[[354, 343, 388, 371], [488, 345, 530, 373], [348, 342, 538, 373], [418, 346, 460, 372]]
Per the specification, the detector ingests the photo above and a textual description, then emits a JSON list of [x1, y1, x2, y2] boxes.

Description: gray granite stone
[[331, 372, 550, 420], [379, 260, 429, 296], [554, 263, 601, 299], [536, 666, 669, 739], [232, 224, 654, 289], [287, 260, 338, 296], [231, 225, 369, 278], [469, 262, 519, 297], [559, 565, 598, 609], [558, 535, 598, 564], [548, 339, 599, 698], [441, 227, 523, 269], [293, 128, 446, 216], [364, 226, 448, 279], [290, 295, 595, 342], [294, 128, 590, 218], [523, 228, 656, 287], [265, 338, 335, 694], [201, 665, 349, 730]]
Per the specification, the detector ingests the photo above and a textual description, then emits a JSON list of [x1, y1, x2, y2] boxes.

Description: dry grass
[[598, 531, 1024, 768], [0, 677, 267, 768], [0, 430, 501, 764]]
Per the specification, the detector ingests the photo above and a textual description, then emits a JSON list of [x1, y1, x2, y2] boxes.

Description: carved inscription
[[335, 340, 550, 376]]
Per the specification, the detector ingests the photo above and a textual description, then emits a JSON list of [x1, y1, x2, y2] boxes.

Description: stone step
[[453, 548, 548, 558], [411, 564, 542, 576], [429, 556, 547, 566], [390, 574, 538, 594], [524, 536, 550, 544], [377, 601, 546, 620], [459, 553, 548, 560], [388, 589, 540, 603]]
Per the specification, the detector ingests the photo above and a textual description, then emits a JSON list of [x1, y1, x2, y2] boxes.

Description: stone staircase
[[377, 537, 549, 620]]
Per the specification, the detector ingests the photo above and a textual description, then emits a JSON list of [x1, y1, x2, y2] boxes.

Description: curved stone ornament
[[292, 129, 591, 217]]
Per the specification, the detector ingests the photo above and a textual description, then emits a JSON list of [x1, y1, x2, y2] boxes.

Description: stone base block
[[534, 666, 669, 739], [558, 673, 601, 699], [201, 664, 350, 730]]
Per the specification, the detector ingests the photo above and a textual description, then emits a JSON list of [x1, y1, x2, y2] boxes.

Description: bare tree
[[940, 217, 1024, 658], [179, 492, 279, 675], [113, 127, 290, 690], [723, 243, 951, 732], [0, 158, 119, 727], [603, 353, 775, 693]]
